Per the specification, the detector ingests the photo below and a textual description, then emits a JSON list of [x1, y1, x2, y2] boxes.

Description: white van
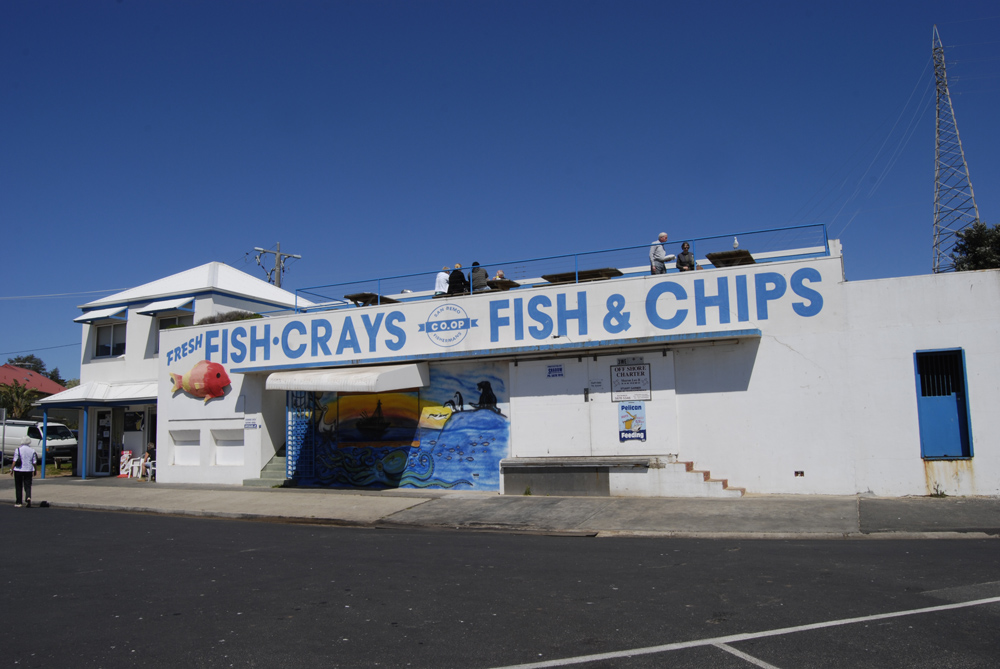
[[1, 420, 78, 464]]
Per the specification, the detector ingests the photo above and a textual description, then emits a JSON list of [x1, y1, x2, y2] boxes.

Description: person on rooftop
[[447, 264, 469, 294], [470, 262, 490, 292], [676, 242, 699, 271], [650, 232, 676, 274], [434, 266, 450, 295]]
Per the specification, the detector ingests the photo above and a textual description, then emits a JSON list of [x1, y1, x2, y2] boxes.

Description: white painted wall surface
[[668, 269, 999, 496], [842, 271, 1000, 496], [509, 352, 677, 459], [154, 252, 999, 496], [156, 369, 276, 485]]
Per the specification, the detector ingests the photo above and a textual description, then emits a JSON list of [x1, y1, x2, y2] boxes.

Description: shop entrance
[[93, 408, 125, 476], [94, 410, 112, 475]]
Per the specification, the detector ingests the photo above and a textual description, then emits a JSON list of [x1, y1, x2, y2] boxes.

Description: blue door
[[914, 350, 972, 459]]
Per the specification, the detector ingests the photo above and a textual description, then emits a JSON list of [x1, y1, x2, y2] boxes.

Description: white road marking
[[715, 643, 781, 669], [490, 595, 1000, 669]]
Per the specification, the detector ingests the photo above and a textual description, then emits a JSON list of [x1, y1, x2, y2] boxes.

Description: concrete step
[[681, 461, 744, 497], [242, 455, 290, 488], [242, 477, 286, 488], [260, 458, 287, 477], [620, 460, 745, 497]]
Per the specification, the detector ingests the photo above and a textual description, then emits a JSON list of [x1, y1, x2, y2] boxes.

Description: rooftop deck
[[292, 224, 831, 313]]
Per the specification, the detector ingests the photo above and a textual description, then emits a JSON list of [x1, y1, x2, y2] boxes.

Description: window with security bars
[[916, 351, 963, 397]]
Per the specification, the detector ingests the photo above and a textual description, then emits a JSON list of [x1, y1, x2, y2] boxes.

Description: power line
[[1, 343, 78, 356], [227, 250, 254, 268], [0, 288, 128, 301]]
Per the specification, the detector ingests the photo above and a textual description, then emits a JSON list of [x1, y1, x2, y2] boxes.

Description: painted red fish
[[169, 360, 231, 402]]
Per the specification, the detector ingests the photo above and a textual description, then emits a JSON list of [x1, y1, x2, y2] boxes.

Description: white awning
[[265, 363, 430, 393], [136, 297, 194, 315], [74, 306, 128, 323], [37, 381, 158, 406]]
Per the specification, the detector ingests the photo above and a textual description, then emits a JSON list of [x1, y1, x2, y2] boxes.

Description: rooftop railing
[[292, 223, 830, 313]]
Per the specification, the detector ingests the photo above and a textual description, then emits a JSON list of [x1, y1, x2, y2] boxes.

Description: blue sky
[[2, 1, 999, 380]]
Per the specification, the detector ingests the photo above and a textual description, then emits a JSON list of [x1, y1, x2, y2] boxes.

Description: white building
[[146, 240, 997, 497], [39, 262, 307, 477]]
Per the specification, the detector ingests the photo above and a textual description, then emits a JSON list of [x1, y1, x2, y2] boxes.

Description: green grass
[[42, 463, 75, 478]]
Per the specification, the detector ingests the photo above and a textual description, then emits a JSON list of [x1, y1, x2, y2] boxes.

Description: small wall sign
[[611, 363, 651, 401], [618, 402, 646, 442]]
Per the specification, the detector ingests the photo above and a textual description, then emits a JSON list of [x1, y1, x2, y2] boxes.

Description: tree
[[6, 354, 67, 385], [0, 380, 39, 420], [48, 367, 66, 387], [951, 220, 1000, 271], [7, 354, 47, 375]]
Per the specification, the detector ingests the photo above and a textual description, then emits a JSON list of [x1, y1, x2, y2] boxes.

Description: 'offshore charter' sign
[[611, 364, 651, 401], [162, 261, 830, 373]]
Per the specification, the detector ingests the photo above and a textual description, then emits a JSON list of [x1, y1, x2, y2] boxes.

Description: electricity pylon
[[932, 25, 981, 273]]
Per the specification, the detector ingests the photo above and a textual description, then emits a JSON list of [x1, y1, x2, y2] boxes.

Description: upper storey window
[[95, 322, 126, 357]]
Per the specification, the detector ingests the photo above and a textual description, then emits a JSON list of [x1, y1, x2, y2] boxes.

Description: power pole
[[254, 243, 301, 288], [932, 25, 981, 273]]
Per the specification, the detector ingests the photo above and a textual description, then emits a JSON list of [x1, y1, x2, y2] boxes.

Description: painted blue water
[[305, 408, 509, 490]]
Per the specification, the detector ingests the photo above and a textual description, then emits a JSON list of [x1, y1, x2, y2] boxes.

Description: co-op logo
[[420, 303, 479, 348]]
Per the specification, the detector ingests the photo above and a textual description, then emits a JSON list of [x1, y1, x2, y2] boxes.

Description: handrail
[[293, 223, 830, 313]]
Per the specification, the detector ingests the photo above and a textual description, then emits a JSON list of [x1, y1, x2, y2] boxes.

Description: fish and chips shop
[[153, 240, 1000, 498]]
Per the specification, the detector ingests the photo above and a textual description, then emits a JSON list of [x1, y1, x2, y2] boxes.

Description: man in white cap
[[649, 232, 675, 274]]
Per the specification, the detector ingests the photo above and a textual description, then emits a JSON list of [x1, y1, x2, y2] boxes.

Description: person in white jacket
[[434, 266, 451, 296], [11, 436, 38, 508]]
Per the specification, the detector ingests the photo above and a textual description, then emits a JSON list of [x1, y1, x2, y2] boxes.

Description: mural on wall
[[169, 360, 231, 402], [303, 362, 510, 490]]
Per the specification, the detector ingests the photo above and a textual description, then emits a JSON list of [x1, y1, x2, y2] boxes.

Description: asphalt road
[[2, 506, 998, 668]]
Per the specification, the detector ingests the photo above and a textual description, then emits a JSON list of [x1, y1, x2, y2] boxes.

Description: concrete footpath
[[4, 476, 999, 539]]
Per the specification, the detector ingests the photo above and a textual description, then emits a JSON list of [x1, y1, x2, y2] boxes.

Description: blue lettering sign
[[361, 313, 384, 353], [528, 295, 553, 339], [735, 275, 750, 322], [490, 299, 510, 343], [311, 319, 333, 356], [337, 317, 361, 355], [230, 326, 248, 363], [205, 329, 220, 363], [281, 320, 307, 359], [384, 311, 406, 351], [249, 324, 270, 362], [791, 267, 823, 317], [646, 282, 688, 330], [755, 272, 787, 320], [557, 292, 588, 337], [695, 277, 731, 326]]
